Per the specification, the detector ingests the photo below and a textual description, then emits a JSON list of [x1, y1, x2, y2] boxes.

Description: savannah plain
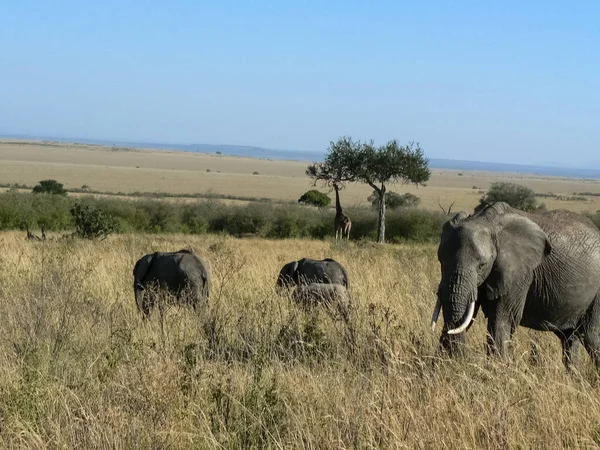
[[2, 139, 600, 448], [2, 139, 600, 212]]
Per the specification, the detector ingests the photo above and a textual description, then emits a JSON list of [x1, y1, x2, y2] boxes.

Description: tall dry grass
[[0, 232, 599, 449]]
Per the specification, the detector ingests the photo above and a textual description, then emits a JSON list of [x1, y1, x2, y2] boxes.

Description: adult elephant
[[275, 257, 349, 293], [133, 249, 211, 317], [431, 202, 600, 370]]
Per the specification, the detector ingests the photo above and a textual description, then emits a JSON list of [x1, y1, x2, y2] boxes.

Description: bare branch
[[436, 198, 455, 215]]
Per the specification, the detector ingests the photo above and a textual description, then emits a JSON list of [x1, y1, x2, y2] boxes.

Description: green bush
[[140, 201, 178, 233], [386, 209, 447, 243], [229, 205, 269, 236], [368, 190, 421, 209], [478, 182, 540, 212], [32, 179, 67, 196], [266, 215, 307, 239], [298, 190, 331, 208], [70, 201, 118, 239], [180, 204, 209, 234]]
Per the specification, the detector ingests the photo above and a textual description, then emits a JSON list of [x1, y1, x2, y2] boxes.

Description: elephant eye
[[478, 262, 486, 270]]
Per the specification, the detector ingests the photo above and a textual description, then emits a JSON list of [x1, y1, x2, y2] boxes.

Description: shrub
[[386, 208, 447, 243], [141, 201, 178, 233], [298, 190, 331, 208], [32, 179, 67, 196], [228, 205, 269, 236], [253, 171, 259, 176], [368, 191, 420, 209], [266, 215, 306, 239], [70, 201, 118, 239], [478, 182, 540, 212], [180, 205, 210, 234]]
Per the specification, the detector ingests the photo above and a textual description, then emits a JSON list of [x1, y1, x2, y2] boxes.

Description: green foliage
[[180, 204, 210, 234], [70, 201, 118, 239], [0, 192, 72, 230], [32, 179, 67, 196], [266, 214, 308, 239], [368, 190, 420, 209], [307, 137, 430, 188], [0, 191, 455, 243], [358, 140, 431, 189], [298, 190, 331, 208], [306, 136, 363, 185], [478, 182, 541, 212]]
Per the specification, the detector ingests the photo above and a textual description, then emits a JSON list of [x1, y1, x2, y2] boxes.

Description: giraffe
[[333, 184, 351, 240]]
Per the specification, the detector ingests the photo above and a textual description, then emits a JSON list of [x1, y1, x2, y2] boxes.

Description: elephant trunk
[[134, 281, 148, 316], [437, 268, 478, 355]]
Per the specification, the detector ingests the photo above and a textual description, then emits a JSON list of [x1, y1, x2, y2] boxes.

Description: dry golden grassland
[[1, 140, 600, 213], [1, 232, 600, 448]]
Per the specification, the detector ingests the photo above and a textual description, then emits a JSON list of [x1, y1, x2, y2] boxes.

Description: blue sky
[[1, 1, 598, 166]]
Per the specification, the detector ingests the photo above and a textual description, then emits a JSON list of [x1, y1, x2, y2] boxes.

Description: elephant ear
[[134, 253, 155, 286], [278, 261, 299, 287], [484, 214, 552, 300]]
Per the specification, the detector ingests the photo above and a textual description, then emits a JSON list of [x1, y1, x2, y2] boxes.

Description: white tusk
[[430, 297, 442, 332], [447, 302, 475, 335]]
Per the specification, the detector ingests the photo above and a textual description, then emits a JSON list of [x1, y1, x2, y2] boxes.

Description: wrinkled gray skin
[[435, 202, 600, 371], [275, 257, 349, 293], [292, 283, 351, 321], [133, 249, 211, 317]]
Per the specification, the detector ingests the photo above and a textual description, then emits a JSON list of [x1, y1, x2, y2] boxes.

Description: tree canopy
[[32, 179, 67, 196], [307, 137, 431, 242], [477, 182, 542, 213], [368, 191, 421, 209], [298, 190, 331, 208]]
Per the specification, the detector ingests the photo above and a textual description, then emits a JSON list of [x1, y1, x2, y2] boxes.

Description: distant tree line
[[0, 191, 450, 243]]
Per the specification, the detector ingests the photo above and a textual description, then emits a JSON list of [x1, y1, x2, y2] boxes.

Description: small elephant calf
[[291, 283, 351, 321], [133, 249, 211, 317]]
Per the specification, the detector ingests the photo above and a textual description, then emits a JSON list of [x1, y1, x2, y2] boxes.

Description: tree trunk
[[377, 185, 386, 243]]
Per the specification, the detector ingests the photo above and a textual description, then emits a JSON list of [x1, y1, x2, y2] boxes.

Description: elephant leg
[[581, 330, 600, 370], [141, 294, 153, 317], [485, 296, 525, 359], [554, 329, 581, 371]]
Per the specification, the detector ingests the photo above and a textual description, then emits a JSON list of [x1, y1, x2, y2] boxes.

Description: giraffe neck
[[335, 186, 343, 215]]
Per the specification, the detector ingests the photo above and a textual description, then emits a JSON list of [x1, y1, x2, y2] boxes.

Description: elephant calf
[[292, 283, 351, 321], [133, 249, 211, 317], [276, 257, 349, 293]]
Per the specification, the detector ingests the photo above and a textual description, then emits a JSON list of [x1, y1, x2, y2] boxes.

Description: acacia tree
[[359, 140, 430, 242], [308, 137, 430, 243]]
